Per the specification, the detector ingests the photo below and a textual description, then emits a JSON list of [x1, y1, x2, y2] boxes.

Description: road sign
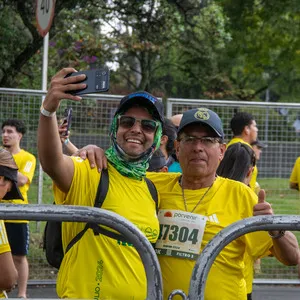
[[36, 0, 56, 37]]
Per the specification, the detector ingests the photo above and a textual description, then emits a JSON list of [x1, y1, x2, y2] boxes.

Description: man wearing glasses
[[37, 68, 163, 300], [146, 108, 299, 300], [80, 107, 300, 299]]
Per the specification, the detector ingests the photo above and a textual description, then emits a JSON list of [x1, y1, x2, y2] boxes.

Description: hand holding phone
[[65, 67, 110, 95], [62, 107, 72, 136]]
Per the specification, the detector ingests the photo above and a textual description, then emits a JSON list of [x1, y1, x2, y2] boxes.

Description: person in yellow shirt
[[1, 119, 36, 299], [227, 112, 258, 191], [217, 143, 259, 300], [83, 107, 300, 300], [217, 142, 256, 186], [289, 157, 300, 191], [38, 67, 164, 299], [0, 148, 24, 298], [148, 108, 299, 300], [289, 149, 300, 279]]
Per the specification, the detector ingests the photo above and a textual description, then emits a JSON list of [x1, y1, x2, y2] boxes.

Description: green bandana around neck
[[105, 114, 162, 180]]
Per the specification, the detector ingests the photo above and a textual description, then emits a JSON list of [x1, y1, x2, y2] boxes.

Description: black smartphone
[[65, 67, 110, 95], [63, 107, 72, 136]]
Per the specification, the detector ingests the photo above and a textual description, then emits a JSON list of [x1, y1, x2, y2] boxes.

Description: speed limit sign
[[36, 0, 56, 37]]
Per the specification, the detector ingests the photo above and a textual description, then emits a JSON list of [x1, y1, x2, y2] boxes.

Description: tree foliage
[[0, 0, 300, 101]]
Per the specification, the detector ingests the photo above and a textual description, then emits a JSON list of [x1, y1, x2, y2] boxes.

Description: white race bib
[[155, 209, 206, 260]]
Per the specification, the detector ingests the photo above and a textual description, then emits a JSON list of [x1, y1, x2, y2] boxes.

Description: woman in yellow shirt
[[0, 148, 23, 297]]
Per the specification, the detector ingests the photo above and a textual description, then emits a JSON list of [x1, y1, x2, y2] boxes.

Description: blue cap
[[115, 91, 164, 123], [178, 108, 224, 139]]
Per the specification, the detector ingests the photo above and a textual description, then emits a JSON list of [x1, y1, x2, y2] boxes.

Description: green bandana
[[105, 114, 162, 180]]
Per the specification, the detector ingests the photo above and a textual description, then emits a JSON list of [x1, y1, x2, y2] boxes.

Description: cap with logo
[[115, 91, 164, 123], [177, 108, 224, 139], [0, 149, 24, 200]]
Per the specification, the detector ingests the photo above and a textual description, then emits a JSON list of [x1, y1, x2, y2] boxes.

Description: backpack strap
[[94, 168, 109, 208], [65, 168, 110, 254], [65, 170, 158, 254], [89, 168, 129, 242], [145, 177, 158, 213]]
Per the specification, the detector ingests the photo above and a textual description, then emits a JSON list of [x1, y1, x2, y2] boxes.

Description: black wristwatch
[[268, 230, 286, 239]]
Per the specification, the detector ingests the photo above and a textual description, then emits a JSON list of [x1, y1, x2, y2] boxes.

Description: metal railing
[[0, 204, 163, 300], [186, 215, 300, 300]]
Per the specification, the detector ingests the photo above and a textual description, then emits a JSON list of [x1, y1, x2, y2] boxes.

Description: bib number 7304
[[158, 224, 199, 244]]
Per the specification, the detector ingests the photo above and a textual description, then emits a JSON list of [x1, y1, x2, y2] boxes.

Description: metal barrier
[[0, 204, 163, 300], [185, 215, 300, 300]]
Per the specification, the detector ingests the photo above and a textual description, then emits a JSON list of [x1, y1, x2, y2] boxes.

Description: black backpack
[[43, 169, 158, 269]]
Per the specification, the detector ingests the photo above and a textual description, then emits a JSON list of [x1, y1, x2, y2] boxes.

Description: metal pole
[[37, 33, 49, 231], [264, 88, 269, 142]]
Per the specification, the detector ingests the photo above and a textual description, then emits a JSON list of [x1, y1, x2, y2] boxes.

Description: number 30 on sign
[[36, 0, 56, 37]]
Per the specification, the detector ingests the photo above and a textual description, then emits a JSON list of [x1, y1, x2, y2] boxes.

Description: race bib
[[155, 210, 206, 260]]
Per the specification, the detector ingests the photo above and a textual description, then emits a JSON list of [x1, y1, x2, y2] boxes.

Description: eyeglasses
[[118, 115, 159, 133], [179, 135, 222, 147]]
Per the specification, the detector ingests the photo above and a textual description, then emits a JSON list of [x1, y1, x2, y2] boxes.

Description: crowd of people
[[0, 67, 300, 299]]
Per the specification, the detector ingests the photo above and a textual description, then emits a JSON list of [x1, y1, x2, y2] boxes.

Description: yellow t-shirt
[[0, 149, 36, 223], [146, 172, 273, 300], [227, 138, 257, 191], [54, 159, 160, 300], [290, 157, 300, 188], [0, 219, 11, 298]]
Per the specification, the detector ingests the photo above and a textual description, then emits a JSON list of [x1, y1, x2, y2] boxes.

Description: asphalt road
[[252, 285, 300, 300], [7, 284, 300, 299]]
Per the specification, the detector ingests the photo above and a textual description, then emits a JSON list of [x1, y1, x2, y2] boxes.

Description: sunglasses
[[118, 115, 159, 133]]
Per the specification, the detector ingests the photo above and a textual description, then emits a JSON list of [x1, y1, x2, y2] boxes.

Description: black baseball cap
[[115, 91, 164, 123], [0, 149, 23, 200], [178, 108, 224, 139], [148, 149, 167, 172], [251, 140, 267, 149]]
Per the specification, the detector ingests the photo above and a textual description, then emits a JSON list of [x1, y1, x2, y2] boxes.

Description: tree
[[0, 0, 89, 87], [1, 0, 300, 103]]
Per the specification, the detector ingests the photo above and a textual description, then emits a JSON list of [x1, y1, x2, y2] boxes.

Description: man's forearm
[[271, 231, 300, 266], [38, 113, 65, 176]]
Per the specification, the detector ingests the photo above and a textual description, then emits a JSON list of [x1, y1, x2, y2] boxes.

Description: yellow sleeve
[[290, 157, 300, 183], [0, 220, 10, 254], [18, 152, 36, 184]]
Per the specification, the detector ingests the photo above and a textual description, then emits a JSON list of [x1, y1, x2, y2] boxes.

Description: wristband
[[64, 138, 69, 145], [268, 230, 285, 239], [40, 105, 56, 117]]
